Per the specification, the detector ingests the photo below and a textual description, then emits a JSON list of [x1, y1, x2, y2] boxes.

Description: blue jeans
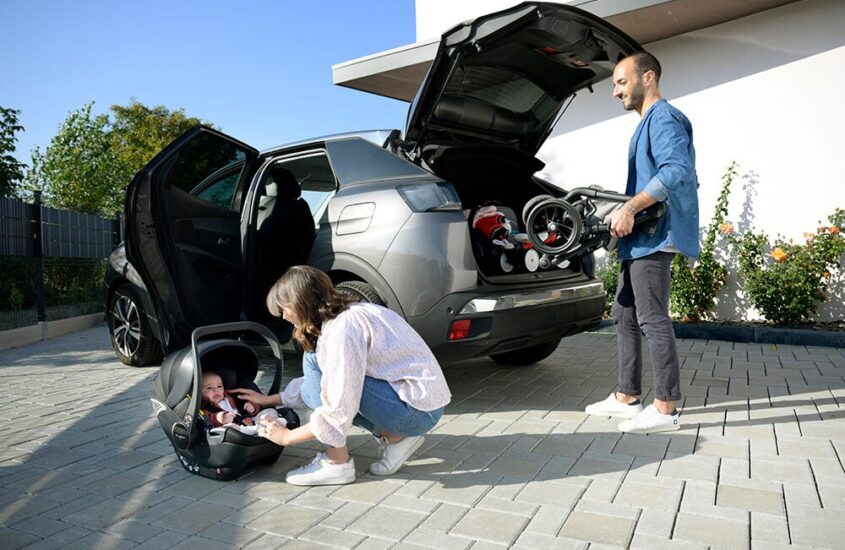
[[299, 352, 443, 440]]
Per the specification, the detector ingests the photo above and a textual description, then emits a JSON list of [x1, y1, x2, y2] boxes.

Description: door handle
[[217, 237, 231, 246]]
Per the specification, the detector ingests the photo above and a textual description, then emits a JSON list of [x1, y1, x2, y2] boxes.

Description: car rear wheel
[[335, 281, 385, 306], [109, 284, 162, 367], [490, 338, 560, 366]]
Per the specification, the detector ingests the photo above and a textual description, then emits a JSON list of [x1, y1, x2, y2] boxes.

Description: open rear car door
[[125, 125, 259, 354]]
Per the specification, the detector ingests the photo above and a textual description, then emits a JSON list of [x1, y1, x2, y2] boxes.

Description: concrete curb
[[589, 319, 845, 348], [0, 313, 105, 351]]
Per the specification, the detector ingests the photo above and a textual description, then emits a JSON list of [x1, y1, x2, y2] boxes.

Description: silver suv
[[104, 2, 641, 366]]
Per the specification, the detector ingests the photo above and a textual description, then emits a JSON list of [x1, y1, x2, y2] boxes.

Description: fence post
[[112, 212, 122, 249], [33, 191, 46, 323]]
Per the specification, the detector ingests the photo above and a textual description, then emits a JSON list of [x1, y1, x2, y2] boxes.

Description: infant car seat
[[151, 322, 300, 481]]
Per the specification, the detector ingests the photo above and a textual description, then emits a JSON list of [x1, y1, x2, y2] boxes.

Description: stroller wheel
[[524, 198, 583, 255]]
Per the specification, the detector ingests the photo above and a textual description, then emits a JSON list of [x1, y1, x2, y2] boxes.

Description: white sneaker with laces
[[618, 404, 680, 433], [369, 435, 424, 476], [285, 452, 356, 486], [585, 393, 643, 418]]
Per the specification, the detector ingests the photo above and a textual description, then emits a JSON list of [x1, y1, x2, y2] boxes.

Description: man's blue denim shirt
[[617, 99, 700, 260]]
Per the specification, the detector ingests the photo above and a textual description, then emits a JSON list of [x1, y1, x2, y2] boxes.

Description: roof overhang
[[332, 0, 798, 101]]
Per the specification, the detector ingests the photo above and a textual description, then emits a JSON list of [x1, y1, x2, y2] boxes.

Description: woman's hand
[[257, 417, 290, 446], [229, 388, 281, 409]]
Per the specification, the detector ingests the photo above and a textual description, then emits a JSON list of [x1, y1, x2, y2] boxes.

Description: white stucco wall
[[416, 0, 845, 321]]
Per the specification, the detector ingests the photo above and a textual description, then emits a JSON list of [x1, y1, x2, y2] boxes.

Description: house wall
[[416, 0, 845, 321]]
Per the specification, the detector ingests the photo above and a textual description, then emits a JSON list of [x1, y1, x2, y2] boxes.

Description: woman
[[232, 265, 451, 486]]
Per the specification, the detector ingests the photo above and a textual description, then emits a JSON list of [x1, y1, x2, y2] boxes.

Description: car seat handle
[[186, 322, 286, 439]]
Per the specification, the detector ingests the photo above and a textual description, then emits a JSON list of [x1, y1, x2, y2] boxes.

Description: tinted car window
[[163, 133, 249, 210], [192, 163, 243, 209], [274, 153, 336, 216], [326, 138, 431, 186], [443, 65, 558, 119]]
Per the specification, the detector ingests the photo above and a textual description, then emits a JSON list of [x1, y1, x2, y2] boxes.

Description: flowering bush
[[728, 208, 845, 325], [670, 162, 736, 321]]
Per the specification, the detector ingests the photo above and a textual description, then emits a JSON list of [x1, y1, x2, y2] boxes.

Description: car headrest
[[267, 166, 301, 199]]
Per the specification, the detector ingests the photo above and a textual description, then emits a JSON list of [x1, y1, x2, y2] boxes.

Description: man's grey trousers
[[611, 251, 681, 401]]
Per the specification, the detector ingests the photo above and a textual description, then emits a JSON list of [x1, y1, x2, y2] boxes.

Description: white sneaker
[[585, 393, 643, 418], [285, 452, 356, 486], [618, 405, 680, 434], [369, 435, 424, 476]]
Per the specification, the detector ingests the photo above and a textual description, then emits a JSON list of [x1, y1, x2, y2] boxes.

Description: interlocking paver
[[614, 479, 683, 510], [2, 326, 844, 549], [402, 525, 473, 550], [673, 511, 750, 549], [558, 510, 636, 546], [787, 507, 845, 548], [717, 483, 784, 515], [449, 509, 529, 546], [347, 505, 426, 541]]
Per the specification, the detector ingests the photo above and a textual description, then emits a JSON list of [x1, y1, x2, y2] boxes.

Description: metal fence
[[0, 192, 121, 330]]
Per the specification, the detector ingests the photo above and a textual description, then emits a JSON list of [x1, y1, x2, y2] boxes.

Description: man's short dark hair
[[626, 51, 662, 82]]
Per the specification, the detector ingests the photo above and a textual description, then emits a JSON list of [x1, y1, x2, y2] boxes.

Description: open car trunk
[[425, 143, 590, 280]]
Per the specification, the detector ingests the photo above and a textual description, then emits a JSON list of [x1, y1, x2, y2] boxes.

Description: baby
[[200, 371, 286, 436]]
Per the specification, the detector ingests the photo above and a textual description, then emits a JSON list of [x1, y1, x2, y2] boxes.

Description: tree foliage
[[27, 100, 208, 216], [27, 103, 119, 213], [0, 106, 27, 197]]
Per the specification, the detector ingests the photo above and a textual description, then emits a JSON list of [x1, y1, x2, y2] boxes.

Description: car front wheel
[[490, 338, 560, 366], [109, 284, 162, 367]]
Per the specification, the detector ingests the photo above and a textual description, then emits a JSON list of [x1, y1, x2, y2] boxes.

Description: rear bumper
[[409, 279, 606, 363]]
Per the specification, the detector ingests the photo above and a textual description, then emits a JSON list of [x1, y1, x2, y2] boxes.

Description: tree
[[28, 100, 208, 216], [109, 101, 206, 198], [28, 102, 120, 214], [0, 107, 27, 197]]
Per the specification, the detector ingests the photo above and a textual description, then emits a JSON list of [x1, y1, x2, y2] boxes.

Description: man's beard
[[624, 85, 645, 111]]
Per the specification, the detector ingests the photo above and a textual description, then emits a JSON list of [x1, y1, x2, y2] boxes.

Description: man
[[584, 51, 699, 433]]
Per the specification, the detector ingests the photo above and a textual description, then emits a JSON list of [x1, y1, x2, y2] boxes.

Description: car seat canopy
[[152, 340, 259, 409]]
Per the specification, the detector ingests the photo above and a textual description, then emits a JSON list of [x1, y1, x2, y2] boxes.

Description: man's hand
[[605, 207, 635, 238]]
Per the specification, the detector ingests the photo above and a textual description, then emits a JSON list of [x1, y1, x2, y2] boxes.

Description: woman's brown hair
[[265, 266, 354, 352]]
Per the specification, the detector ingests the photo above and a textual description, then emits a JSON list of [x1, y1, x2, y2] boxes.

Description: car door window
[[163, 133, 250, 211], [272, 153, 337, 220], [192, 165, 243, 209]]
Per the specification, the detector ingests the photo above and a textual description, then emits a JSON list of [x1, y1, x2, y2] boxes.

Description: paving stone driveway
[[1, 324, 844, 550]]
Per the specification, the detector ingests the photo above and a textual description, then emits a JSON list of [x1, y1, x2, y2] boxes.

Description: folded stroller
[[150, 322, 300, 481]]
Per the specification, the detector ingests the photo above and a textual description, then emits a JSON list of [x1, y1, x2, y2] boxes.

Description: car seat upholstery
[[256, 166, 315, 313]]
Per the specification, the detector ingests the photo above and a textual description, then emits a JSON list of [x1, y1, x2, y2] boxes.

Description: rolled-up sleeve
[[309, 315, 370, 448], [280, 377, 306, 409], [643, 109, 694, 202]]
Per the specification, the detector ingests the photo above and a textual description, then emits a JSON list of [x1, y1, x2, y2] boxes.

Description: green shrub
[[728, 208, 845, 325], [598, 249, 620, 316], [670, 161, 736, 321]]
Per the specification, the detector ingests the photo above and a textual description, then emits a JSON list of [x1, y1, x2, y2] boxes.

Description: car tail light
[[397, 182, 461, 212], [449, 319, 471, 340]]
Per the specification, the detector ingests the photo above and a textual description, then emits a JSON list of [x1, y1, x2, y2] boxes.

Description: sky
[[0, 0, 417, 165]]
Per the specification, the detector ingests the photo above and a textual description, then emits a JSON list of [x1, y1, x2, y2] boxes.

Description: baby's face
[[201, 373, 225, 403]]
